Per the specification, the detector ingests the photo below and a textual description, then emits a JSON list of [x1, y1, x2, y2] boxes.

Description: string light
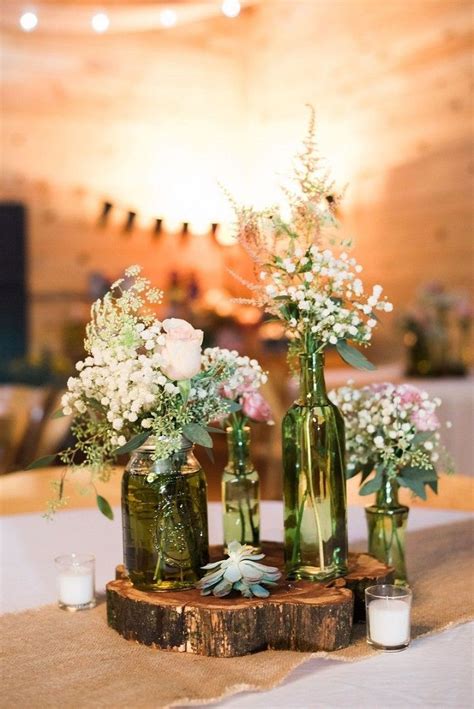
[[159, 9, 177, 28], [19, 11, 38, 32], [221, 0, 240, 18], [91, 12, 110, 33]]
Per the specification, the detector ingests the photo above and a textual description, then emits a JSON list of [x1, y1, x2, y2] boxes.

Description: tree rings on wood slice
[[106, 543, 393, 657]]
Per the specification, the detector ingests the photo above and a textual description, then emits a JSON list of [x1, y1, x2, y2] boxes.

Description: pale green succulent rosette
[[197, 541, 281, 598]]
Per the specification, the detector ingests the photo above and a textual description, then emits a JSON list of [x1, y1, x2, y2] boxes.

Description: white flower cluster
[[261, 246, 392, 351], [329, 382, 452, 493], [201, 348, 268, 397], [60, 267, 236, 463]]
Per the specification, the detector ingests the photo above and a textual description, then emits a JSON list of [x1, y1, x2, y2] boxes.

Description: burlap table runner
[[2, 519, 473, 708]]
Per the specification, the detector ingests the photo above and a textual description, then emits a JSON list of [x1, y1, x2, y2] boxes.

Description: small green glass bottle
[[282, 352, 348, 581], [222, 425, 260, 550], [365, 478, 409, 586]]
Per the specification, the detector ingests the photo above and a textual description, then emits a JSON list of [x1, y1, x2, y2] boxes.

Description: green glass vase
[[122, 439, 209, 591], [365, 478, 409, 586], [222, 425, 260, 550], [282, 352, 348, 581]]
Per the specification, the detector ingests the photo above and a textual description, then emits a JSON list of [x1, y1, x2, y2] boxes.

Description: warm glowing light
[[236, 306, 261, 326], [221, 0, 241, 18], [19, 11, 38, 32], [189, 222, 210, 237], [162, 217, 183, 234], [159, 9, 177, 28], [91, 12, 110, 33], [215, 223, 237, 246]]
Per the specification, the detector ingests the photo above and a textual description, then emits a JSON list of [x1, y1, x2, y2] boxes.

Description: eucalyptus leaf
[[397, 475, 427, 500], [51, 408, 67, 419], [426, 479, 438, 494], [26, 454, 57, 470], [113, 431, 151, 456], [183, 423, 213, 448], [345, 465, 360, 480], [359, 466, 384, 495], [400, 465, 437, 482], [96, 494, 114, 520], [223, 399, 242, 413], [203, 446, 215, 463], [411, 431, 434, 446], [87, 397, 103, 411], [336, 340, 376, 371], [206, 426, 225, 434]]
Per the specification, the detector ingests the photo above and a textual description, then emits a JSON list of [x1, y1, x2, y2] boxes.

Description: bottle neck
[[299, 352, 328, 404], [375, 477, 400, 508], [226, 425, 250, 474]]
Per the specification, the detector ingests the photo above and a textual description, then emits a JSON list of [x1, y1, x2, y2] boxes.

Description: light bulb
[[91, 12, 110, 33], [215, 223, 237, 246], [159, 9, 177, 28], [221, 0, 241, 18], [19, 11, 38, 32]]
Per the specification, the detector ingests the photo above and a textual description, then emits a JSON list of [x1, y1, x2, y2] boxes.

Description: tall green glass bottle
[[282, 352, 348, 580]]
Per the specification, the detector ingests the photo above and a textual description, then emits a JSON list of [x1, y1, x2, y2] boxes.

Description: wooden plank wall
[[1, 0, 472, 360]]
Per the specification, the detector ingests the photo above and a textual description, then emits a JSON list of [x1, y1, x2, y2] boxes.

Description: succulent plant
[[197, 541, 282, 598]]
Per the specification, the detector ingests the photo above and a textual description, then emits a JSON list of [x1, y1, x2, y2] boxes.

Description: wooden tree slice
[[345, 552, 395, 621], [106, 543, 392, 657]]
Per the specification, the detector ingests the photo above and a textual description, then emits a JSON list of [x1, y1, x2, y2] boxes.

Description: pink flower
[[411, 409, 440, 432], [397, 384, 423, 406], [241, 392, 272, 423], [160, 318, 204, 381], [220, 384, 235, 400]]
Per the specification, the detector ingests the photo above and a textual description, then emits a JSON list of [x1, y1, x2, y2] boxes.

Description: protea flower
[[197, 541, 281, 598]]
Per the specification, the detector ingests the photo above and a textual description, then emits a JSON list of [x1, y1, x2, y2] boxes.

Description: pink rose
[[241, 392, 273, 423], [160, 318, 203, 381]]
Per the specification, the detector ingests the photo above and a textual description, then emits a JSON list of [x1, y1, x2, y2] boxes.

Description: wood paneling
[[0, 0, 472, 358]]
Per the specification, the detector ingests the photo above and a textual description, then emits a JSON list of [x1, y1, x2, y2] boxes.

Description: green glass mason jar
[[122, 439, 209, 591], [365, 478, 409, 586], [282, 352, 348, 581], [222, 425, 260, 550]]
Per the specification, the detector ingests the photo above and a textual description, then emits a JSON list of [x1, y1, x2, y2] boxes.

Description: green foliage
[[183, 423, 213, 448], [336, 340, 376, 371], [27, 454, 57, 470], [359, 466, 384, 495], [96, 494, 114, 520], [113, 432, 151, 456]]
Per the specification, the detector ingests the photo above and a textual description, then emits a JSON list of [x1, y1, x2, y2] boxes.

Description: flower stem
[[304, 413, 326, 572]]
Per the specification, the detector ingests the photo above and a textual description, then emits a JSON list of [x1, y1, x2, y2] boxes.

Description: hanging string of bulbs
[[98, 199, 234, 246], [18, 1, 241, 33]]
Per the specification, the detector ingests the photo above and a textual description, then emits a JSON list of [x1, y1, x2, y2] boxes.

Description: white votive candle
[[55, 554, 96, 611], [368, 599, 410, 646], [365, 584, 412, 651]]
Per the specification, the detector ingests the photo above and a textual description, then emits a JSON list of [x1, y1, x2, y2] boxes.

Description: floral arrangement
[[197, 541, 281, 598], [31, 266, 236, 517], [231, 108, 392, 369], [201, 347, 273, 431], [329, 382, 453, 499], [401, 281, 473, 377]]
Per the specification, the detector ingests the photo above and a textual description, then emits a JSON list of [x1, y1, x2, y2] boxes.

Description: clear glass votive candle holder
[[55, 553, 96, 611], [365, 584, 412, 652]]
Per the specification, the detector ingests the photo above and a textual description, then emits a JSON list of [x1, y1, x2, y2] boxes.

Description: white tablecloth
[[1, 503, 473, 708]]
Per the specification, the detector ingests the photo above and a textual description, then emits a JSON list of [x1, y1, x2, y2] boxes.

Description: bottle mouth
[[137, 435, 193, 454]]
